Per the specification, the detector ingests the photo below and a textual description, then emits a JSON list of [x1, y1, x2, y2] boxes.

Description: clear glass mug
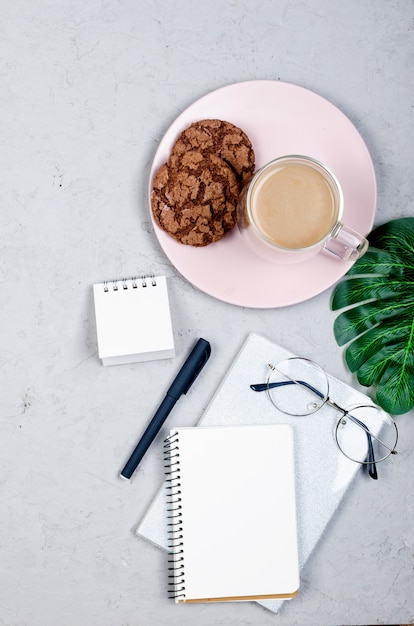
[[237, 155, 369, 264]]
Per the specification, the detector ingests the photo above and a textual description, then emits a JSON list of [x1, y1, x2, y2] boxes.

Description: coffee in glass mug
[[237, 155, 368, 263]]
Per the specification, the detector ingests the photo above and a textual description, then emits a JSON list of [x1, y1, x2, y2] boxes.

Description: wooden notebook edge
[[178, 589, 299, 603]]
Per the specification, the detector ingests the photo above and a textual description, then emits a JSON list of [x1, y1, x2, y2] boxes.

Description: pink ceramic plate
[[149, 80, 376, 308]]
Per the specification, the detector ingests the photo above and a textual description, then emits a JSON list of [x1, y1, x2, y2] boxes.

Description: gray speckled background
[[1, 2, 413, 625]]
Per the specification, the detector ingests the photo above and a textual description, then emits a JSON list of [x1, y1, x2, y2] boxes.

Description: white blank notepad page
[[93, 276, 174, 366], [168, 425, 299, 602]]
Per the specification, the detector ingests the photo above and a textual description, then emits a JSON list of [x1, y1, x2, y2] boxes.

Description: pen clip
[[182, 338, 211, 395]]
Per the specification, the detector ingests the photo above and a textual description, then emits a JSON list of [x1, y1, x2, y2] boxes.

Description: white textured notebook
[[137, 332, 369, 613], [164, 425, 299, 603], [93, 275, 174, 366]]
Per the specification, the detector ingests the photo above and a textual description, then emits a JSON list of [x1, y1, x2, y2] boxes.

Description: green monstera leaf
[[331, 217, 414, 415]]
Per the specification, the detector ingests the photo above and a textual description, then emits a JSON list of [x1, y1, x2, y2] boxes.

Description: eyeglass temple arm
[[345, 413, 377, 480], [250, 380, 378, 480], [250, 379, 325, 397]]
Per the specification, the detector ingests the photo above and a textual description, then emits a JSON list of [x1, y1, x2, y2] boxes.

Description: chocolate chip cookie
[[151, 150, 239, 247], [170, 119, 255, 188]]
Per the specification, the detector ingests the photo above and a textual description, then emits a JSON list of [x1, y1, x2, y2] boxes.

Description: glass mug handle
[[323, 223, 369, 261]]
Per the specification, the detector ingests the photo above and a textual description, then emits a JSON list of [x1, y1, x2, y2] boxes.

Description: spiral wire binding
[[164, 432, 186, 601], [103, 275, 157, 292]]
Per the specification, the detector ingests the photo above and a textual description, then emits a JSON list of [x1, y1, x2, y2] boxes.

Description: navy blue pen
[[119, 338, 211, 480]]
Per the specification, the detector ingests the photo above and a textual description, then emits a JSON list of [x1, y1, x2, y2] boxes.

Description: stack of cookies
[[151, 119, 255, 247]]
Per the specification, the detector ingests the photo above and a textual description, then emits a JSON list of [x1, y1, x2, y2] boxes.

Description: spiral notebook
[[93, 275, 174, 366], [164, 424, 299, 603], [137, 332, 371, 614]]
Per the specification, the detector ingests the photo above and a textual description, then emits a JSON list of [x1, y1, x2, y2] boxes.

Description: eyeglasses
[[250, 357, 398, 480]]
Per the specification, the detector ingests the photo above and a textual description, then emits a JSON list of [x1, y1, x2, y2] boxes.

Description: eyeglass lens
[[266, 358, 329, 416], [335, 405, 398, 464]]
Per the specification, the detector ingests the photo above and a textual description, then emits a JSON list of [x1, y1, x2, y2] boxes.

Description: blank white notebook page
[[166, 424, 299, 603], [93, 276, 174, 366]]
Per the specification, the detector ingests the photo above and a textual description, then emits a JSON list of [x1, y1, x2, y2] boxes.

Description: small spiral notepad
[[92, 275, 175, 366]]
